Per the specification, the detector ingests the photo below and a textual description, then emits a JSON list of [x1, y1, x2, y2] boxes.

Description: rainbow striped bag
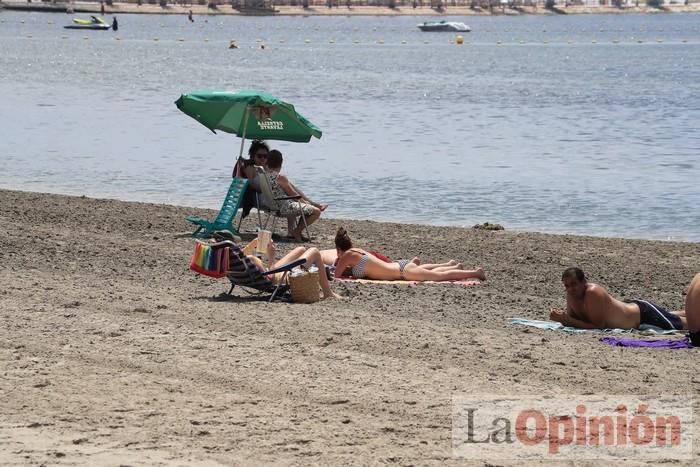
[[189, 240, 230, 278]]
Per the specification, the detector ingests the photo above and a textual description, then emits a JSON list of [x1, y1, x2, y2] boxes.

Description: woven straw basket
[[289, 271, 320, 303]]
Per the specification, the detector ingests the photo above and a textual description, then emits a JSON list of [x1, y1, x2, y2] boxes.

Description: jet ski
[[64, 16, 111, 30]]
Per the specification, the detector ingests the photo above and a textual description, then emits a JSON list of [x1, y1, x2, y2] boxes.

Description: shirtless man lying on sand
[[549, 267, 687, 331], [685, 273, 700, 346]]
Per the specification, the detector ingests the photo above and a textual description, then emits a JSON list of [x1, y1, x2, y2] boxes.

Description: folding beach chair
[[186, 177, 249, 238], [216, 239, 305, 302], [253, 166, 311, 241]]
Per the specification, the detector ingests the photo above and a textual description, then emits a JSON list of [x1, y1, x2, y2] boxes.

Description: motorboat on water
[[64, 16, 111, 30], [417, 20, 471, 33]]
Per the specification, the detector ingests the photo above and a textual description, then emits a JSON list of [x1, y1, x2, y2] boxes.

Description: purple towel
[[600, 336, 694, 349]]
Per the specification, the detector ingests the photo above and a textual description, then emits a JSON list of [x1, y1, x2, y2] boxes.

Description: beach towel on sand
[[600, 336, 694, 349], [507, 318, 682, 335], [336, 278, 481, 286]]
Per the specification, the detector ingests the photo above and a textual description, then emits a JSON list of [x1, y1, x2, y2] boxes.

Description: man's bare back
[[551, 267, 686, 330], [565, 282, 640, 329]]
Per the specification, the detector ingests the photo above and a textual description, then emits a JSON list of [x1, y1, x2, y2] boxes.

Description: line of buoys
[[183, 36, 699, 48]]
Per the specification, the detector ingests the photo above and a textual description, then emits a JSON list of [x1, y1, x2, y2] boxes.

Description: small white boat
[[417, 21, 471, 33]]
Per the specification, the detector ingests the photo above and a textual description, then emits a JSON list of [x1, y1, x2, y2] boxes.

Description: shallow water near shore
[[1, 11, 699, 240]]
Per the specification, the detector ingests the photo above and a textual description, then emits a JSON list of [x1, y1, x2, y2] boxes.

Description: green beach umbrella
[[175, 90, 322, 169]]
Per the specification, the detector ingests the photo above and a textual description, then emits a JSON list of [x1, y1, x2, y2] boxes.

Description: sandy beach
[[3, 0, 700, 16], [0, 188, 698, 464]]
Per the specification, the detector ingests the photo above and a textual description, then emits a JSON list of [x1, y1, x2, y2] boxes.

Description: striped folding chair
[[214, 239, 305, 302]]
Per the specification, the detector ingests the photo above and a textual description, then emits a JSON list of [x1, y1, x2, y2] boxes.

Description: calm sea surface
[[1, 11, 699, 240]]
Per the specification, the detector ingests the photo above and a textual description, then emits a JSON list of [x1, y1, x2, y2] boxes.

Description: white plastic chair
[[254, 166, 311, 241]]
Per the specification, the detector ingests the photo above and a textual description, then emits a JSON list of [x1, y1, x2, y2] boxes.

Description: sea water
[[0, 11, 698, 240]]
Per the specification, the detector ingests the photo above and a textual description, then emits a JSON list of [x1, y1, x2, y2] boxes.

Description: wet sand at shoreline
[[3, 0, 700, 16], [0, 189, 698, 465]]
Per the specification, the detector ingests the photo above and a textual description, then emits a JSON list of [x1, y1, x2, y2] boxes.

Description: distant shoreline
[[3, 0, 700, 16]]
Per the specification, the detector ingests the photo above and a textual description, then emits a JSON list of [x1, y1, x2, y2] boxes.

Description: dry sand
[[0, 189, 698, 465]]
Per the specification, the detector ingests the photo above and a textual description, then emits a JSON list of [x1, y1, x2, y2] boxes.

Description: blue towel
[[507, 318, 682, 335]]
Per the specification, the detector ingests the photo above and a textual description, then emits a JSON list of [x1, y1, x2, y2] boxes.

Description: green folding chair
[[186, 177, 249, 238]]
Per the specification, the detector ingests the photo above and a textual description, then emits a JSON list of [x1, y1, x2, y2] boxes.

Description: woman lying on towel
[[242, 238, 342, 300], [333, 227, 486, 282]]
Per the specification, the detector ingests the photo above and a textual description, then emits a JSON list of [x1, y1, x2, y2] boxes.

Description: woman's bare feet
[[474, 268, 486, 281], [410, 256, 421, 265], [448, 259, 458, 266], [455, 263, 464, 270]]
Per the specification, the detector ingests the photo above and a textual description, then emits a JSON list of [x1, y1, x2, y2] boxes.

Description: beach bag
[[189, 240, 230, 279], [289, 268, 320, 303]]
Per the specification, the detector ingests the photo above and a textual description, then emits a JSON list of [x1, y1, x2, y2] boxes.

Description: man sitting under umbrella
[[265, 149, 327, 242]]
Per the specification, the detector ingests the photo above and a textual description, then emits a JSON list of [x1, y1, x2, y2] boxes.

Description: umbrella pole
[[235, 106, 251, 175]]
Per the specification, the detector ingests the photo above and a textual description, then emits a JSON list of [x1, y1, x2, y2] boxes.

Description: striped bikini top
[[351, 253, 370, 279]]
